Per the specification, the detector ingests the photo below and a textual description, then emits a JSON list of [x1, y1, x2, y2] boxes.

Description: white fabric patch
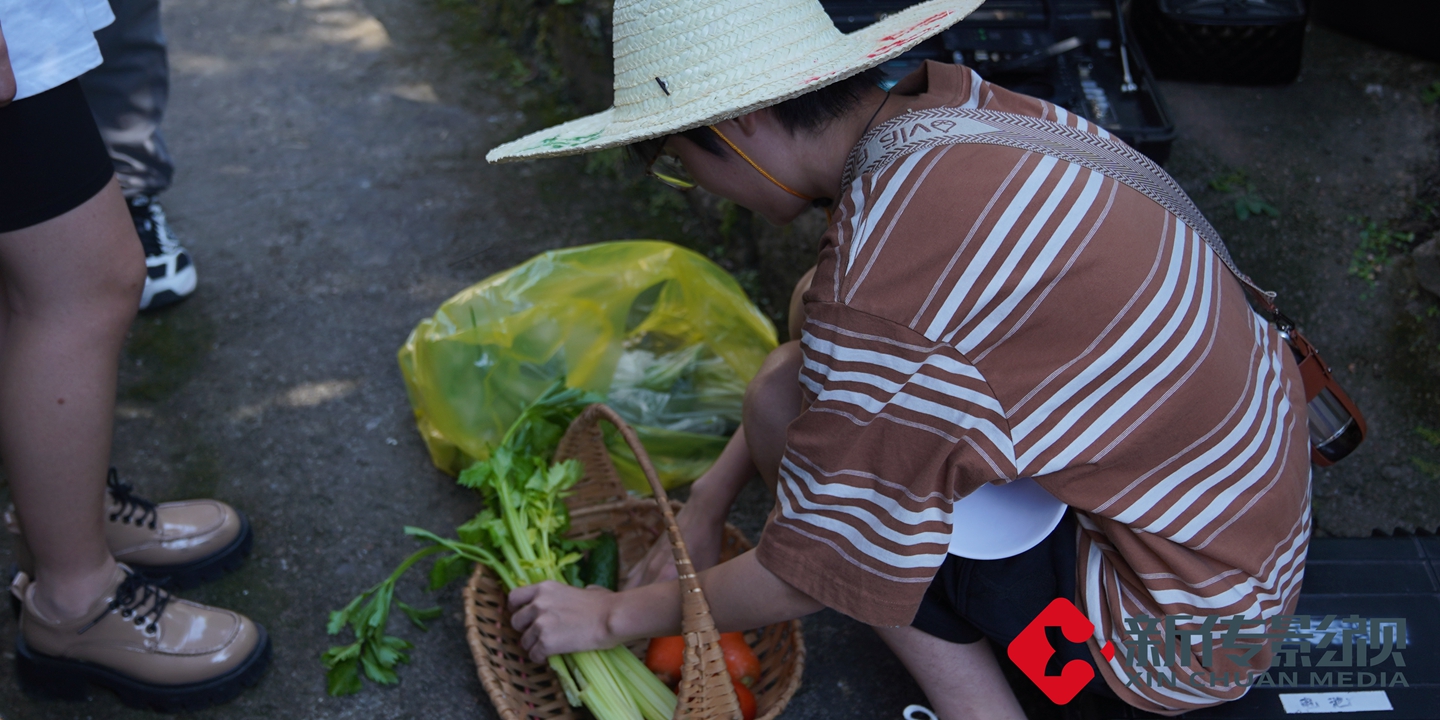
[[1279, 691, 1393, 714], [0, 0, 114, 100]]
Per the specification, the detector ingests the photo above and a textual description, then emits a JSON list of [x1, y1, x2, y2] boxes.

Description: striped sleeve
[[754, 302, 1012, 626], [760, 61, 1313, 714]]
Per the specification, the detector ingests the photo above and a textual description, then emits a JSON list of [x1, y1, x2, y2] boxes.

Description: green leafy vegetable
[[322, 381, 677, 720], [321, 545, 443, 694]]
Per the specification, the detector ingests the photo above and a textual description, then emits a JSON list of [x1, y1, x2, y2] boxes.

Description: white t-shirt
[[1, 0, 115, 101]]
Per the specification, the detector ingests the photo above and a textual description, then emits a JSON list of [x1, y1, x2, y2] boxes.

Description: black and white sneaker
[[129, 195, 197, 311]]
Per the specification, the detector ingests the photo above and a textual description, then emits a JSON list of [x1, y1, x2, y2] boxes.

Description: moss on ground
[[119, 305, 216, 403]]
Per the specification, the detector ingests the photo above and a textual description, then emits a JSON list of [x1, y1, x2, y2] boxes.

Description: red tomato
[[732, 679, 757, 720], [719, 632, 761, 687], [645, 635, 684, 688]]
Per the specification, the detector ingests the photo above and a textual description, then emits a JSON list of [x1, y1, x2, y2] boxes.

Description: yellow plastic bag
[[398, 241, 778, 493]]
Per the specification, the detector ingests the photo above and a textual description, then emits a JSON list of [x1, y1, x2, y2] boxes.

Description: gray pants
[[80, 0, 173, 199]]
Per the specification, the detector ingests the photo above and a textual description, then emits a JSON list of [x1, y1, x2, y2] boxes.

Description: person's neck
[[794, 85, 905, 203]]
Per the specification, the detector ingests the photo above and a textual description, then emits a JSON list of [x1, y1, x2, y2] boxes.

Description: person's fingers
[[508, 582, 541, 609], [510, 599, 538, 633], [521, 624, 547, 662]]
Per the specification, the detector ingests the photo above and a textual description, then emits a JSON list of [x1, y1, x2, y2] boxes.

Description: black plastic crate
[[1312, 0, 1440, 64], [820, 0, 1178, 164], [1130, 0, 1308, 85]]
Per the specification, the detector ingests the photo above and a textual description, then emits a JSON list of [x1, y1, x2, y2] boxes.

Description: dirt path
[[1159, 28, 1440, 539], [0, 2, 1435, 719], [0, 0, 923, 717]]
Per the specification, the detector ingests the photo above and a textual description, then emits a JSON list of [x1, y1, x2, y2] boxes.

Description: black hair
[[628, 67, 887, 162], [772, 67, 887, 135]]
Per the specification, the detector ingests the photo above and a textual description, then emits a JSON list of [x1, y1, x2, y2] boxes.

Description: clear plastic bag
[[398, 241, 777, 492]]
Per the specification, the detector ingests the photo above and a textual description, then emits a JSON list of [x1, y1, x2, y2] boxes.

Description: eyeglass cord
[[706, 126, 816, 202], [702, 89, 892, 225]]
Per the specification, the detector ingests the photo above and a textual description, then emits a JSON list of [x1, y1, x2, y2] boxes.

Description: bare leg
[[743, 340, 803, 493], [0, 180, 145, 621], [876, 626, 1027, 720]]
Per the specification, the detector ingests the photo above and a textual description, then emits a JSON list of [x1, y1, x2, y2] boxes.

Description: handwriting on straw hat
[[868, 12, 952, 59]]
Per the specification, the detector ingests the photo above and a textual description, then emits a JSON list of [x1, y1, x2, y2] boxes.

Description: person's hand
[[0, 22, 16, 106], [623, 496, 725, 589], [623, 428, 754, 589], [508, 581, 618, 663]]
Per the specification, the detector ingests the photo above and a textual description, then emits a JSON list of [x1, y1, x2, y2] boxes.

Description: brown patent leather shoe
[[13, 565, 270, 710], [7, 468, 252, 590]]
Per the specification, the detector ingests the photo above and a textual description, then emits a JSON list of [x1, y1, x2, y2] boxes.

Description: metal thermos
[[1306, 386, 1363, 464], [1281, 327, 1363, 464]]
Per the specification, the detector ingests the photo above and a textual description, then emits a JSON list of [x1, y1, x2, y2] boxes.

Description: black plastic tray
[[821, 0, 1178, 164], [1131, 0, 1307, 85]]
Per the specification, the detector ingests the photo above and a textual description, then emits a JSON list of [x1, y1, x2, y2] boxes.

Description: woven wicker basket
[[463, 404, 805, 720]]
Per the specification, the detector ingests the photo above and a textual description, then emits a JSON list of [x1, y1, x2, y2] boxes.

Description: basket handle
[[568, 404, 741, 720]]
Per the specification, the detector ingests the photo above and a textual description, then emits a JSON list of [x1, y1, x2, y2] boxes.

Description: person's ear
[[730, 109, 767, 138]]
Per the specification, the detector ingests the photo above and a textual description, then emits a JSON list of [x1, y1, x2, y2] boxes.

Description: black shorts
[[0, 80, 114, 233], [911, 509, 1114, 697]]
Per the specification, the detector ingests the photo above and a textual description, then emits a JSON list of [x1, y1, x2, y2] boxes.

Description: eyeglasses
[[644, 127, 816, 203], [645, 142, 696, 191]]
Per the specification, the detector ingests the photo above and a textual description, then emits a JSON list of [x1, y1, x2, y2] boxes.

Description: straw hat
[[485, 0, 984, 163]]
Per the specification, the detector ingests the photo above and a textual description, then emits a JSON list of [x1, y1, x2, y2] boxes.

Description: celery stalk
[[550, 655, 582, 707], [334, 382, 678, 715], [609, 644, 679, 720], [574, 649, 643, 720]]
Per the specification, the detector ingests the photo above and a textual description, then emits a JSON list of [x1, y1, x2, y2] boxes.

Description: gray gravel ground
[[0, 2, 1436, 719]]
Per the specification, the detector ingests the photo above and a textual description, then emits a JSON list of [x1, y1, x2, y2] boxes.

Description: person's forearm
[[683, 427, 755, 523], [606, 550, 822, 642]]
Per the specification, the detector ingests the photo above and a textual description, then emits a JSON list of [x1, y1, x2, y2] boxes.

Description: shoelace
[[77, 568, 172, 635], [107, 468, 158, 530], [147, 202, 181, 254], [129, 197, 182, 256]]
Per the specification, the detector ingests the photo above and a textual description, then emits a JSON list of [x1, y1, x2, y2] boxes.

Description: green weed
[[1347, 216, 1416, 285], [1417, 425, 1440, 447], [1413, 427, 1440, 479], [732, 268, 762, 304], [1208, 171, 1279, 221], [717, 199, 742, 241], [583, 147, 627, 179], [1422, 81, 1440, 105], [1413, 457, 1440, 479], [644, 186, 688, 219]]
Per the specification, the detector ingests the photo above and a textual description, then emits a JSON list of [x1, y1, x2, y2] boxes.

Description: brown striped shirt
[[754, 61, 1310, 714]]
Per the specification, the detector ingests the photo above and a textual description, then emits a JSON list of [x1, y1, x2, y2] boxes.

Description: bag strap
[[844, 107, 1284, 319]]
